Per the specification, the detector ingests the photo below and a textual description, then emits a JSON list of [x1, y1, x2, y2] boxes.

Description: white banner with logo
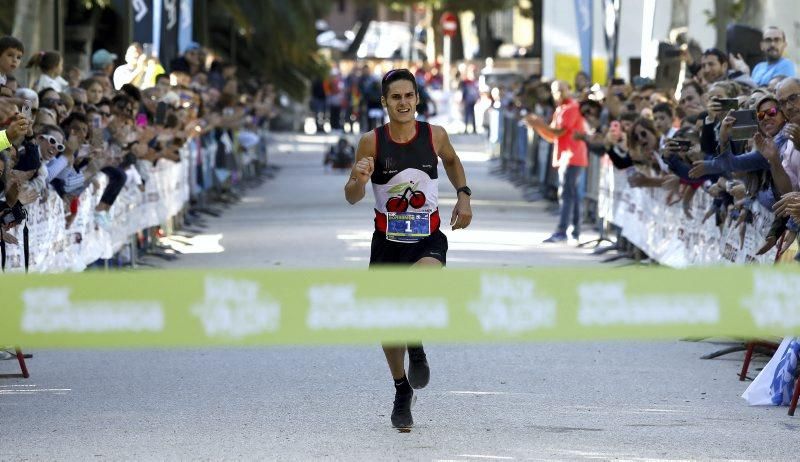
[[2, 148, 191, 273], [598, 164, 779, 268]]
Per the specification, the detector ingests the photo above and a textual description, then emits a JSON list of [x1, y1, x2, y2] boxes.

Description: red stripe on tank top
[[374, 208, 441, 233], [427, 123, 437, 157]]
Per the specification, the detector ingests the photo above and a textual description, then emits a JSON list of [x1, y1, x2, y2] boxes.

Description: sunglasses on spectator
[[757, 107, 780, 120], [778, 93, 800, 108], [42, 98, 64, 107], [40, 134, 65, 152]]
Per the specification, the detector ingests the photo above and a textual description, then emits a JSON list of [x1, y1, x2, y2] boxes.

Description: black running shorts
[[369, 230, 448, 266]]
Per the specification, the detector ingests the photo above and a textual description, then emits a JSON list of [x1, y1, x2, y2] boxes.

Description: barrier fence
[[1, 129, 269, 273], [487, 107, 797, 267]]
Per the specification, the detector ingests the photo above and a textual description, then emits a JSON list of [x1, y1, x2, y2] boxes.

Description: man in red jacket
[[525, 80, 588, 242]]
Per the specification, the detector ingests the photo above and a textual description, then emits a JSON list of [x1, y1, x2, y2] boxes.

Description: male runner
[[344, 68, 472, 428]]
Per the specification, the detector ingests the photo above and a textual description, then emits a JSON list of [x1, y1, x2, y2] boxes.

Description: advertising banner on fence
[[598, 164, 780, 267], [2, 150, 190, 273]]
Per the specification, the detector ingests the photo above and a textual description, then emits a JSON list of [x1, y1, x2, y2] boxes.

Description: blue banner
[[132, 0, 154, 45], [178, 0, 194, 53], [159, 0, 179, 66], [574, 0, 593, 80], [603, 0, 621, 81]]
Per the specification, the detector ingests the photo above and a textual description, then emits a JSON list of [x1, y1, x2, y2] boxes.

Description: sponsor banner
[[2, 149, 190, 273], [598, 165, 780, 267], [1, 266, 799, 348]]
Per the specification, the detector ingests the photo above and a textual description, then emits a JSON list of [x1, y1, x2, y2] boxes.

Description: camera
[[0, 201, 27, 227], [715, 98, 740, 112], [730, 109, 758, 140]]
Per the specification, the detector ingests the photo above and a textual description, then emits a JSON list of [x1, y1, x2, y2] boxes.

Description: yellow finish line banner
[[1, 266, 798, 348]]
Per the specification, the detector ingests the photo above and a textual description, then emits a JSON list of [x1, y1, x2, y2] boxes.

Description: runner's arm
[[433, 125, 472, 230], [344, 132, 375, 204]]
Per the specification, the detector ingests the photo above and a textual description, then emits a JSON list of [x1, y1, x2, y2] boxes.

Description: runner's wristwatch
[[456, 186, 472, 197]]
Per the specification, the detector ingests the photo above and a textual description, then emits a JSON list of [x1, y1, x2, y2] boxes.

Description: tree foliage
[[380, 0, 515, 13], [211, 0, 333, 99], [209, 0, 517, 96]]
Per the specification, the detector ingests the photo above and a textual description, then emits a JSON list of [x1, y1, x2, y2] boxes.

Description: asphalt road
[[2, 132, 795, 461]]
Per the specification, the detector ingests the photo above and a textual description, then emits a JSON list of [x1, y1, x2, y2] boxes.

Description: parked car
[[479, 69, 524, 94]]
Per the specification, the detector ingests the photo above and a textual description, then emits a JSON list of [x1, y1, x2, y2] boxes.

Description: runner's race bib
[[386, 211, 431, 243]]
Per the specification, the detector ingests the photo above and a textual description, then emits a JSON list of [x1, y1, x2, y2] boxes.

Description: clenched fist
[[352, 156, 374, 185]]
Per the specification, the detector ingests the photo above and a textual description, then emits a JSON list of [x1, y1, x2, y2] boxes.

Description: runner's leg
[[383, 345, 406, 379]]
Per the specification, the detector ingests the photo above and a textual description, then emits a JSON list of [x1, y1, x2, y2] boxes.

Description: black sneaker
[[407, 345, 430, 389], [391, 389, 415, 428]]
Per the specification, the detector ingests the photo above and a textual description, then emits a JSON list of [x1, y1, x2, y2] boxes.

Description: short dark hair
[[579, 99, 602, 115], [61, 112, 89, 131], [79, 77, 103, 90], [765, 26, 786, 42], [673, 126, 700, 142], [682, 80, 704, 97], [381, 69, 418, 98], [620, 111, 639, 123], [702, 48, 727, 66], [36, 123, 65, 138], [120, 83, 142, 102], [0, 36, 24, 55], [652, 102, 674, 117]]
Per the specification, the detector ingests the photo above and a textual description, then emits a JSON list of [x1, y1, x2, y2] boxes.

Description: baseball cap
[[182, 41, 202, 54], [91, 49, 118, 69]]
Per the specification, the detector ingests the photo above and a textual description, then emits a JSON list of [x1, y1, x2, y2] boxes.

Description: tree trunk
[[344, 6, 375, 59], [452, 14, 465, 61], [740, 0, 765, 28], [13, 0, 41, 87], [531, 0, 542, 60], [713, 0, 732, 49], [669, 0, 689, 31], [475, 11, 495, 58]]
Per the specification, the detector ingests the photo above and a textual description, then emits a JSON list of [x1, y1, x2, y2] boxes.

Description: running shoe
[[542, 232, 567, 243], [391, 388, 415, 428], [407, 345, 430, 389]]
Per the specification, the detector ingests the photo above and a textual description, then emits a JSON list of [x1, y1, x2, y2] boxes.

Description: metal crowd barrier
[[1, 127, 272, 273], [487, 108, 600, 210]]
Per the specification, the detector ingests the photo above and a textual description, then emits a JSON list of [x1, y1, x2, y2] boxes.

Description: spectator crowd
[[0, 35, 277, 269], [486, 25, 800, 262]]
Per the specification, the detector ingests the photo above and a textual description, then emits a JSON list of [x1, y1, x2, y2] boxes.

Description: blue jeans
[[557, 165, 586, 236]]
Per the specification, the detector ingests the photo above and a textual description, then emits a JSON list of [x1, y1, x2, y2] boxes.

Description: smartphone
[[91, 113, 102, 129], [155, 102, 168, 125], [730, 109, 758, 140], [143, 43, 153, 57], [716, 98, 740, 112], [672, 139, 693, 151], [21, 101, 32, 120]]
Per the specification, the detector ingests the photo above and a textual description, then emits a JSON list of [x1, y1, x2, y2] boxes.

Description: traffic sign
[[440, 12, 458, 37]]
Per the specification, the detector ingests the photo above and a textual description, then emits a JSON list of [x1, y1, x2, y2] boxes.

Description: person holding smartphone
[[689, 91, 793, 197]]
